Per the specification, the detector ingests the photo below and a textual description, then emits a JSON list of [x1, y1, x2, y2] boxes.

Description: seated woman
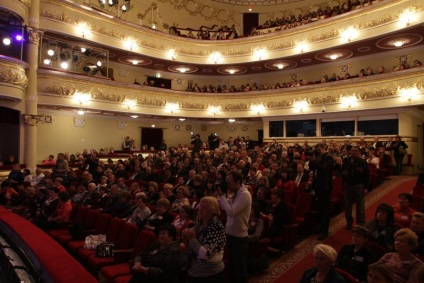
[[126, 193, 151, 227], [367, 262, 394, 283], [248, 202, 264, 243], [366, 203, 397, 252], [171, 186, 190, 212], [378, 228, 423, 283], [129, 224, 183, 283], [172, 204, 195, 240], [260, 189, 290, 249], [143, 198, 174, 235], [34, 191, 72, 230], [393, 193, 416, 228], [336, 225, 377, 282], [299, 244, 347, 283], [183, 196, 226, 282]]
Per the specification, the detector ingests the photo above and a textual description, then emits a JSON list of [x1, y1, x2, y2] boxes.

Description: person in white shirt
[[217, 171, 251, 283], [31, 167, 45, 187]]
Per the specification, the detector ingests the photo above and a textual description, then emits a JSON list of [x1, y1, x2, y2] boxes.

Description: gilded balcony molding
[[39, 0, 422, 59], [0, 56, 29, 89], [37, 68, 424, 114]]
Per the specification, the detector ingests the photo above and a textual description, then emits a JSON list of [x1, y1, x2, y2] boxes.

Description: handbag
[[83, 234, 106, 249], [95, 242, 115, 258]]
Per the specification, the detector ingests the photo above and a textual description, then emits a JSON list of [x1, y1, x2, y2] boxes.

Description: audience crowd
[[1, 133, 423, 282], [185, 59, 423, 93]]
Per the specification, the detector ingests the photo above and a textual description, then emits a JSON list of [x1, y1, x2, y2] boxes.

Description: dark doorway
[[141, 128, 163, 150], [257, 130, 263, 146], [243, 13, 259, 37], [0, 106, 20, 162]]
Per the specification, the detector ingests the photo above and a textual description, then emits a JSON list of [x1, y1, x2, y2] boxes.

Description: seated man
[[7, 163, 24, 187], [411, 212, 424, 257]]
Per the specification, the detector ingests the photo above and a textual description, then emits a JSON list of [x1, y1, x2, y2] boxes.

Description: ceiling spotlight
[[47, 49, 55, 56], [228, 69, 236, 74], [177, 67, 189, 73], [228, 118, 236, 123], [96, 60, 102, 67], [130, 115, 138, 118], [60, 62, 69, 70], [178, 118, 186, 121], [330, 54, 339, 60], [15, 34, 23, 41], [130, 60, 139, 65], [43, 59, 51, 65], [394, 41, 404, 47], [80, 47, 87, 53], [77, 110, 85, 115], [276, 64, 284, 69], [2, 36, 11, 46]]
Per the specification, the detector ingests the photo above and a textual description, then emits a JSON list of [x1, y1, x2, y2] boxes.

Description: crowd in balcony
[[171, 0, 382, 40], [1, 133, 423, 281], [185, 59, 423, 93]]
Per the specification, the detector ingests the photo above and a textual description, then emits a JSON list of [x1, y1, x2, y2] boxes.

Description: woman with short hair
[[378, 228, 423, 283], [299, 244, 346, 283]]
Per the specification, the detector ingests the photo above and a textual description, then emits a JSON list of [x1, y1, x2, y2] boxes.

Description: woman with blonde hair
[[299, 244, 346, 283], [378, 228, 423, 283]]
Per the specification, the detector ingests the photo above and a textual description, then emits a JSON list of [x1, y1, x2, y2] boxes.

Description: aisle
[[249, 175, 418, 283]]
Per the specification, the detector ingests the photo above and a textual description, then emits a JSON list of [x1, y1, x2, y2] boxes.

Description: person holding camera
[[312, 143, 335, 241], [342, 146, 369, 230]]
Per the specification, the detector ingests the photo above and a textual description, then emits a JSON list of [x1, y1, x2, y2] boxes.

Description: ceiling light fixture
[[329, 54, 339, 60], [121, 0, 130, 12], [399, 9, 418, 27], [253, 48, 268, 61], [228, 118, 236, 123], [165, 102, 179, 113], [251, 103, 265, 115], [43, 59, 51, 65], [167, 49, 177, 60], [60, 62, 69, 70], [76, 22, 91, 38], [77, 110, 85, 115], [2, 36, 11, 46], [176, 67, 189, 73], [47, 49, 55, 56], [123, 98, 137, 109], [394, 41, 404, 47], [208, 52, 223, 64], [340, 26, 358, 43], [124, 37, 138, 51], [74, 92, 91, 105], [178, 118, 186, 121], [130, 115, 139, 118], [295, 40, 309, 53], [208, 105, 221, 116], [398, 87, 420, 101], [276, 64, 284, 70], [340, 95, 358, 109], [228, 69, 236, 75], [294, 100, 308, 112]]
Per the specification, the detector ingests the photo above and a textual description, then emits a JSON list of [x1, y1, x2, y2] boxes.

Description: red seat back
[[105, 218, 125, 242], [286, 203, 296, 225], [294, 193, 314, 218], [115, 223, 139, 249], [130, 230, 158, 258], [83, 209, 100, 228], [94, 214, 113, 234], [73, 205, 89, 225], [336, 268, 357, 283]]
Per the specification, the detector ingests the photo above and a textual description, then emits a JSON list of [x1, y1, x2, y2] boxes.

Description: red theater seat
[[86, 222, 139, 270], [100, 230, 157, 282]]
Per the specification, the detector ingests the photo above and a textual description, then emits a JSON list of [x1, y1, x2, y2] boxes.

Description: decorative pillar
[[23, 0, 43, 169], [316, 118, 321, 137]]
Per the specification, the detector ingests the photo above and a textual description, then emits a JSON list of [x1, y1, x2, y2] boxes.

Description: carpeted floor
[[249, 175, 418, 283]]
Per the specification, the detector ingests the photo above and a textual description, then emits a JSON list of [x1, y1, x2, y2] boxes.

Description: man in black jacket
[[312, 143, 335, 240], [342, 146, 369, 229]]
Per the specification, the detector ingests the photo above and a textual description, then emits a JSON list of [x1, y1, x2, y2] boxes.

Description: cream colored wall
[[399, 110, 424, 169], [36, 110, 262, 162]]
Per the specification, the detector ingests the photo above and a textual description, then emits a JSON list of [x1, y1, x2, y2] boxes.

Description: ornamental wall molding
[[0, 59, 28, 88], [39, 0, 420, 57], [39, 68, 423, 110]]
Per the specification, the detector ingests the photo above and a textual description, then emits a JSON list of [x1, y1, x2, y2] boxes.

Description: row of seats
[[47, 205, 159, 282], [0, 206, 97, 283]]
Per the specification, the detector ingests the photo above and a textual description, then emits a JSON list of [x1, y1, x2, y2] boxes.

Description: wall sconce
[[76, 22, 91, 38], [340, 95, 358, 109], [295, 40, 309, 53], [165, 102, 179, 113], [124, 37, 138, 51], [208, 105, 221, 116], [251, 103, 265, 115], [166, 49, 177, 60], [123, 98, 137, 109], [294, 100, 308, 112], [208, 52, 223, 64], [399, 8, 418, 27], [340, 26, 358, 43], [253, 48, 267, 61], [398, 87, 420, 101]]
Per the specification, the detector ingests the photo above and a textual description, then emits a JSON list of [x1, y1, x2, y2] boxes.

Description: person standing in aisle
[[217, 171, 252, 283]]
